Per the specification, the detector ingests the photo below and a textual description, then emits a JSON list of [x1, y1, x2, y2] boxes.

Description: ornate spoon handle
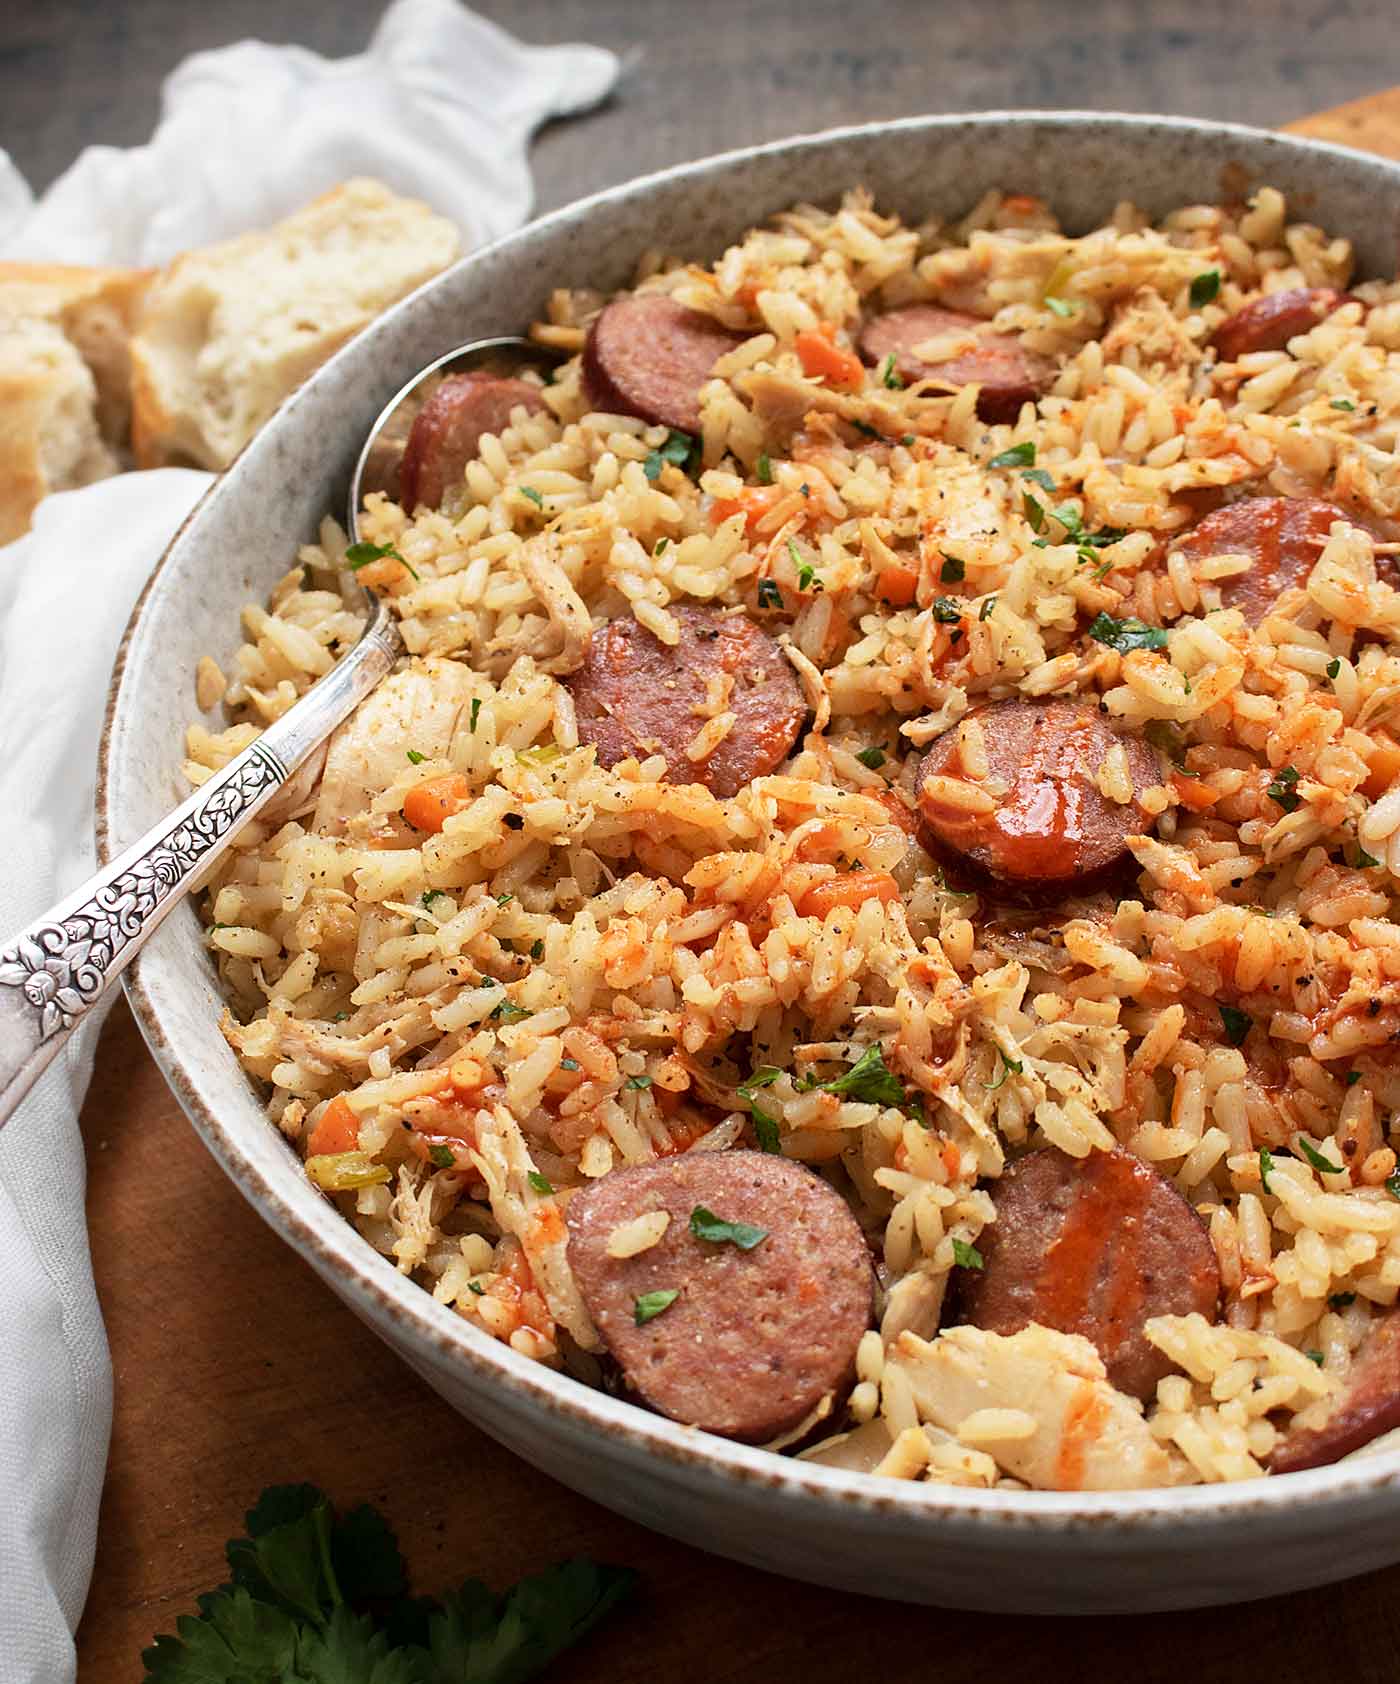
[[0, 602, 403, 1129]]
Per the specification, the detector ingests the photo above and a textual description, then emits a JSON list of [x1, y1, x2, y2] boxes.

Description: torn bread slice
[[0, 263, 151, 449], [0, 317, 118, 545], [129, 178, 460, 471]]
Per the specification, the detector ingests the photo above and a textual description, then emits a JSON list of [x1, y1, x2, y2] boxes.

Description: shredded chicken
[[893, 1325, 1175, 1491], [470, 1103, 601, 1350], [517, 535, 593, 674], [312, 656, 477, 831]]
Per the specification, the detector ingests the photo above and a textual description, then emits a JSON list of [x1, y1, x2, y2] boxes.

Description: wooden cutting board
[[74, 87, 1400, 1682]]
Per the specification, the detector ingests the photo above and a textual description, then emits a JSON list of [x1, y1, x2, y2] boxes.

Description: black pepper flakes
[[504, 813, 525, 831]]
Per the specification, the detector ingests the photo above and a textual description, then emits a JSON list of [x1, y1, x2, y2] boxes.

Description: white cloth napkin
[[0, 7, 617, 1679]]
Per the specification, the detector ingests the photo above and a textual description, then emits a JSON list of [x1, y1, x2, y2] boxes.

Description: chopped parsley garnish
[[1330, 1291, 1357, 1309], [1189, 269, 1222, 308], [1144, 719, 1189, 769], [624, 1074, 653, 1090], [649, 428, 701, 478], [1327, 658, 1341, 680], [634, 1288, 679, 1325], [1351, 843, 1382, 869], [467, 1279, 485, 1295], [490, 1000, 531, 1023], [932, 597, 962, 625], [737, 1066, 783, 1152], [1330, 398, 1356, 412], [689, 1205, 769, 1251], [406, 748, 426, 765], [1346, 1070, 1362, 1086], [940, 555, 965, 584], [139, 1483, 635, 1684], [989, 442, 1036, 469], [856, 745, 886, 769], [880, 353, 904, 389], [560, 1057, 580, 1072], [1044, 295, 1076, 317], [819, 1043, 905, 1106], [755, 452, 774, 484], [952, 1239, 984, 1270], [1087, 612, 1169, 653], [1266, 765, 1302, 814], [421, 889, 447, 910], [757, 578, 784, 611], [1022, 492, 1046, 532], [1387, 1172, 1400, 1202], [469, 698, 482, 733], [984, 1048, 1023, 1090], [901, 433, 916, 446], [495, 891, 515, 907], [1305, 1349, 1325, 1367], [1219, 1004, 1252, 1046], [1020, 467, 1056, 493], [345, 539, 419, 581], [1259, 1146, 1274, 1193], [1297, 1137, 1343, 1176], [428, 1143, 456, 1169], [979, 596, 996, 621], [519, 485, 544, 508], [527, 1170, 554, 1194]]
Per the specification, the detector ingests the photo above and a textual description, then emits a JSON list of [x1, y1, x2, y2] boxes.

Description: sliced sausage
[[1171, 496, 1352, 626], [582, 293, 745, 435], [857, 304, 1053, 424], [399, 372, 548, 512], [915, 699, 1159, 890], [566, 1149, 873, 1442], [1270, 1309, 1400, 1474], [958, 1146, 1221, 1401], [566, 604, 806, 797], [1211, 287, 1359, 362]]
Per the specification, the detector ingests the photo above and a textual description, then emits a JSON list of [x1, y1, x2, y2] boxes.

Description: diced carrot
[[402, 772, 473, 833], [795, 323, 865, 389], [1363, 729, 1400, 800], [712, 483, 786, 534], [306, 1094, 359, 1157], [797, 870, 902, 918], [876, 564, 919, 607], [1172, 773, 1221, 812]]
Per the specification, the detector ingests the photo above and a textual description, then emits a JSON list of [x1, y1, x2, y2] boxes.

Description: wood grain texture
[[36, 14, 1400, 1674]]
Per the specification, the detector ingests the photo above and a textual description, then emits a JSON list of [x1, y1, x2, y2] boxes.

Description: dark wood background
[[8, 0, 1400, 1677], [6, 0, 1400, 212]]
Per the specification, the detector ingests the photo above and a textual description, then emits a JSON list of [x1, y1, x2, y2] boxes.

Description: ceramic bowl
[[99, 112, 1400, 1613]]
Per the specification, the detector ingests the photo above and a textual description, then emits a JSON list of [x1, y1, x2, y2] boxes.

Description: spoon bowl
[[347, 334, 564, 534]]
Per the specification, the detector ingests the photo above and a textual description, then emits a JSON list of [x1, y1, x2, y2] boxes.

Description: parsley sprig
[[141, 1484, 635, 1683]]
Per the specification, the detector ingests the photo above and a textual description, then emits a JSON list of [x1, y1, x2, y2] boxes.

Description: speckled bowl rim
[[99, 109, 1400, 1535]]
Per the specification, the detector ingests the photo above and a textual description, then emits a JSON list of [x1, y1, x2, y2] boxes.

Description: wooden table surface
[[15, 1, 1399, 1673]]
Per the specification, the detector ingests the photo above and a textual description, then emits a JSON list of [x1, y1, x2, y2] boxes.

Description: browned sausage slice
[[1269, 1309, 1400, 1474], [582, 294, 745, 434], [399, 372, 547, 511], [566, 604, 806, 797], [958, 1146, 1221, 1401], [858, 304, 1053, 424], [916, 699, 1159, 889], [1211, 287, 1359, 362], [566, 1149, 873, 1442], [1172, 496, 1351, 626]]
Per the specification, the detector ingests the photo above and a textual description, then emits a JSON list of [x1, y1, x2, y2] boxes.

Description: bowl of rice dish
[[100, 111, 1400, 1611]]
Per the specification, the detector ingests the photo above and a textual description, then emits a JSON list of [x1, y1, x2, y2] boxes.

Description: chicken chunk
[[892, 1325, 1175, 1491]]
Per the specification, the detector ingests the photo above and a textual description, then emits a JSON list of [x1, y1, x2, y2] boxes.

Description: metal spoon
[[0, 333, 560, 1128]]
